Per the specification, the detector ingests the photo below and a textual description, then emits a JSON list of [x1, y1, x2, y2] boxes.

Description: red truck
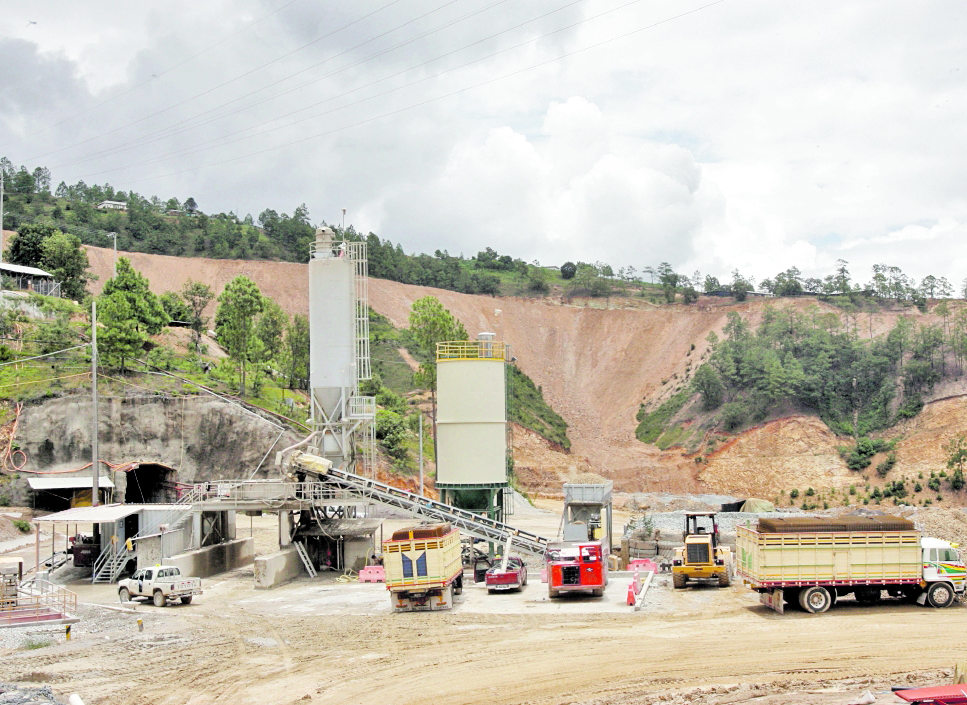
[[546, 540, 607, 597], [485, 556, 528, 593]]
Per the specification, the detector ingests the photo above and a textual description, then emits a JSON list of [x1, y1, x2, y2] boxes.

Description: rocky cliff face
[[13, 395, 301, 503]]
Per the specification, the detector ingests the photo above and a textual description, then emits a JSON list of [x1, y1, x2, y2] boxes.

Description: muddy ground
[[4, 503, 967, 705]]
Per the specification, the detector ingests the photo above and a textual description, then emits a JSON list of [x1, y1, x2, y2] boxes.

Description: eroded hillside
[[82, 246, 967, 497]]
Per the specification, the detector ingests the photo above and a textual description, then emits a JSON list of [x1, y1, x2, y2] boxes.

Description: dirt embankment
[[82, 246, 967, 497]]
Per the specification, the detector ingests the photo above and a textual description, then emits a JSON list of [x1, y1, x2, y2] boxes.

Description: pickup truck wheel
[[153, 590, 166, 607], [549, 587, 560, 598], [118, 587, 131, 603], [799, 586, 832, 613], [927, 582, 955, 608], [591, 587, 604, 597], [180, 596, 193, 605]]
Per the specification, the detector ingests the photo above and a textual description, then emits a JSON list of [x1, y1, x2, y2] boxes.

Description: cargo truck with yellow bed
[[382, 522, 464, 613], [736, 516, 966, 613]]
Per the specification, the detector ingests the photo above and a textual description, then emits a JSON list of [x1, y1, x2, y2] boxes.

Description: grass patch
[[22, 636, 52, 650], [656, 426, 690, 451], [636, 390, 691, 444]]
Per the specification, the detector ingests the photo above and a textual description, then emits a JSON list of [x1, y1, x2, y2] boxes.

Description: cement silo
[[435, 333, 510, 522], [307, 227, 374, 474]]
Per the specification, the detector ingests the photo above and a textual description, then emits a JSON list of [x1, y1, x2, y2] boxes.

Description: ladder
[[293, 540, 317, 577], [316, 467, 549, 558]]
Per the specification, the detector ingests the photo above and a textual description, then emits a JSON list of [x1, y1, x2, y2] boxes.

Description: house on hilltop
[[97, 200, 128, 212]]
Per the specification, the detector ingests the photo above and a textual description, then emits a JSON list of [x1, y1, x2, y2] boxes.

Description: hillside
[[80, 246, 967, 498]]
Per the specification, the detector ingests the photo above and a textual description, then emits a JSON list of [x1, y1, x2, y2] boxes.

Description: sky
[[1, 0, 966, 288]]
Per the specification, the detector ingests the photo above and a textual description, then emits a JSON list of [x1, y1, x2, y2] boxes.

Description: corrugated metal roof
[[0, 262, 53, 277], [300, 518, 383, 538], [27, 476, 115, 491], [34, 503, 175, 523]]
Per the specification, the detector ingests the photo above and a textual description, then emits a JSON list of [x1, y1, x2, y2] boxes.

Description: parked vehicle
[[117, 566, 202, 607], [485, 555, 528, 592], [736, 515, 965, 613], [672, 512, 732, 588], [546, 540, 607, 597], [383, 523, 463, 612]]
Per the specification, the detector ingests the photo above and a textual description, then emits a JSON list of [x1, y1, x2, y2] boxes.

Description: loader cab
[[682, 512, 720, 562]]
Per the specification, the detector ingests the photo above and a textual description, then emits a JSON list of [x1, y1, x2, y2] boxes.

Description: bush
[[719, 401, 748, 431], [805, 487, 815, 497], [789, 488, 799, 499], [950, 470, 965, 492], [928, 477, 941, 491], [13, 519, 31, 533], [375, 409, 408, 461], [876, 451, 897, 477]]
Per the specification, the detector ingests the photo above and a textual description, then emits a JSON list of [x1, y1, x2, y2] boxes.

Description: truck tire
[[799, 586, 832, 613], [549, 587, 560, 598], [453, 576, 463, 595], [118, 587, 131, 603], [591, 587, 604, 597], [153, 590, 166, 608], [672, 573, 687, 589], [927, 582, 955, 608], [180, 596, 193, 605]]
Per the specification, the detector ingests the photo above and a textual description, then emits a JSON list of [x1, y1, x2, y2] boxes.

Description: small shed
[[0, 262, 60, 297], [28, 476, 114, 511]]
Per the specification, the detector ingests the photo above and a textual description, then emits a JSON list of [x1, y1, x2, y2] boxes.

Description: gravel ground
[[0, 684, 62, 704]]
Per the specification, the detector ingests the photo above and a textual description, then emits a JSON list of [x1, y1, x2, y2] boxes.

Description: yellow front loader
[[672, 512, 732, 588]]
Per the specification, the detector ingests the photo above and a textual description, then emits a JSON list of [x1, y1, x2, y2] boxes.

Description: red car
[[485, 556, 528, 593]]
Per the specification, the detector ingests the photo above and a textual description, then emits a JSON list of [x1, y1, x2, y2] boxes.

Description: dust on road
[[3, 565, 963, 705]]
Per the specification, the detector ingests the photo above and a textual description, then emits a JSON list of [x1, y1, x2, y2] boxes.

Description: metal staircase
[[92, 487, 202, 584], [318, 466, 549, 557], [293, 541, 317, 577]]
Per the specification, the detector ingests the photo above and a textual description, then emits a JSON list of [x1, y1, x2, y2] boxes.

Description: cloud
[[1, 0, 967, 288]]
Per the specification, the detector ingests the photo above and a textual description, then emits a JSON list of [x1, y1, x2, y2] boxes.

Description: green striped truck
[[736, 516, 965, 614]]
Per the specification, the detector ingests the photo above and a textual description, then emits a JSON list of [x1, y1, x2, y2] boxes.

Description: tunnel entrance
[[124, 464, 178, 504]]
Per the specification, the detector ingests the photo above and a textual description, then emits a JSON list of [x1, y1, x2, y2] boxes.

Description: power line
[[51, 0, 518, 171], [5, 0, 305, 147], [22, 0, 414, 163], [96, 0, 729, 186]]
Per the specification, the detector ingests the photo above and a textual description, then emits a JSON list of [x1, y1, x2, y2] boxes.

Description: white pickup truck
[[118, 566, 202, 607]]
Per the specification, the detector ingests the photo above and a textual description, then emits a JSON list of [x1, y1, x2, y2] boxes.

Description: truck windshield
[[939, 548, 961, 563]]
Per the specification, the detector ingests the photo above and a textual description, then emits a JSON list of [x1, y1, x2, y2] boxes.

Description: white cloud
[[2, 0, 967, 287]]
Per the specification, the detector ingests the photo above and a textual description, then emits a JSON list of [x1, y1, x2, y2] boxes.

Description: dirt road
[[3, 568, 964, 705]]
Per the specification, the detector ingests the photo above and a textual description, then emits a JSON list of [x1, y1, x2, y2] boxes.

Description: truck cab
[[919, 537, 966, 606]]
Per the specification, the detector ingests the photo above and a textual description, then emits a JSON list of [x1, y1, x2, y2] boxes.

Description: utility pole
[[418, 413, 424, 497], [111, 232, 117, 276], [342, 207, 346, 231], [91, 301, 99, 507], [0, 170, 4, 263]]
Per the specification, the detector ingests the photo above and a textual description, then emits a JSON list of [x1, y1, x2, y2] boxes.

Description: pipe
[[273, 431, 320, 470]]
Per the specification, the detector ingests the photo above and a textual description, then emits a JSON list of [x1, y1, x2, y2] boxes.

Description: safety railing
[[436, 340, 507, 361], [347, 396, 376, 419], [2, 578, 78, 623]]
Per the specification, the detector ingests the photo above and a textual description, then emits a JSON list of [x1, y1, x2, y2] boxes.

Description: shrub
[[876, 452, 897, 478], [914, 482, 922, 493], [805, 487, 815, 497], [929, 477, 941, 491], [719, 401, 748, 431], [950, 470, 965, 492], [13, 519, 31, 533], [849, 485, 856, 495], [789, 488, 799, 499]]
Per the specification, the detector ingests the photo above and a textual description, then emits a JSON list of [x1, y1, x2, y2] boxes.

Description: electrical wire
[[51, 0, 519, 171], [9, 0, 306, 145], [119, 0, 727, 187], [22, 0, 411, 163], [58, 0, 584, 176]]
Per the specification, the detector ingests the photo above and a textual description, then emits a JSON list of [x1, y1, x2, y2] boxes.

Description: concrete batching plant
[[435, 333, 512, 523], [306, 227, 375, 475]]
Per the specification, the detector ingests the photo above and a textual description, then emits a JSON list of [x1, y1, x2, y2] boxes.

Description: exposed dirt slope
[[82, 246, 967, 496]]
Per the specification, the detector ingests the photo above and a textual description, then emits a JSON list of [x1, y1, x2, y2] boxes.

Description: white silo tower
[[435, 333, 511, 522], [307, 227, 374, 474]]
